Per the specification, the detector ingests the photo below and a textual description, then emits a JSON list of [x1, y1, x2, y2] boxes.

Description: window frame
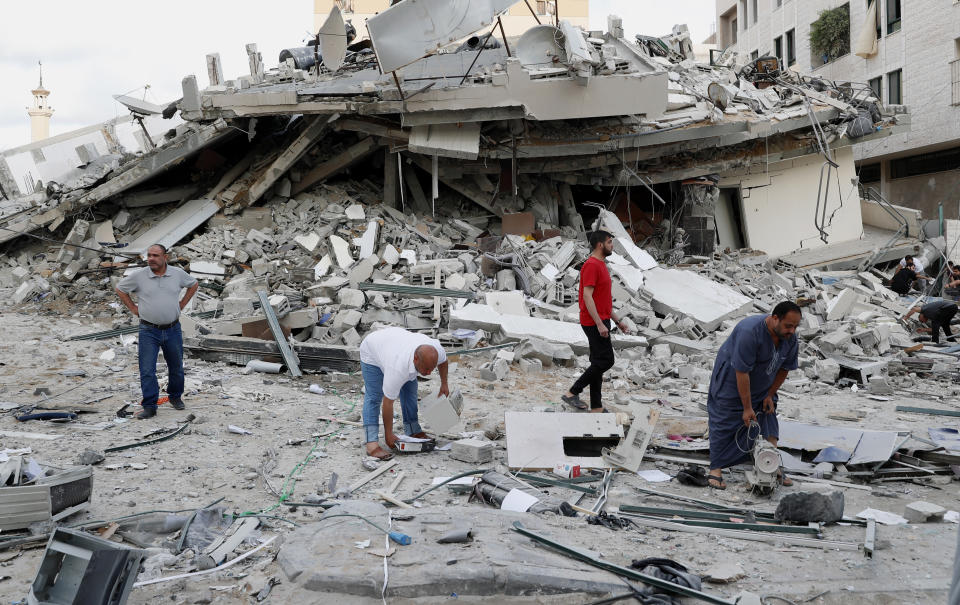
[[887, 68, 902, 104], [786, 28, 796, 66], [886, 0, 901, 35], [774, 35, 783, 62], [868, 76, 882, 101]]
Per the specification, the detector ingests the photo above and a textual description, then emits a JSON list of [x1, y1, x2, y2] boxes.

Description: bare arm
[[735, 370, 758, 427], [582, 285, 604, 327], [767, 368, 789, 399], [437, 360, 449, 397], [179, 283, 199, 310], [735, 371, 752, 412], [115, 289, 138, 317]]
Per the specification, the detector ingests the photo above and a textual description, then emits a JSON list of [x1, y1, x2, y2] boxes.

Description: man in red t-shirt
[[562, 230, 630, 412]]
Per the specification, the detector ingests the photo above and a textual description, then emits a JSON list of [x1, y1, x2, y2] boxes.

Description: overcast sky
[[0, 1, 716, 151]]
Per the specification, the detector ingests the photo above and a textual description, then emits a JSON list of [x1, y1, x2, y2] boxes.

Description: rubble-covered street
[[0, 2, 958, 604]]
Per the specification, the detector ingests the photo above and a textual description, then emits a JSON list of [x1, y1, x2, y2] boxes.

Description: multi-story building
[[313, 0, 588, 41], [715, 0, 960, 220]]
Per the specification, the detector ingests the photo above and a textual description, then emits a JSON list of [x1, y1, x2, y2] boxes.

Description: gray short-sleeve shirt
[[117, 266, 198, 325]]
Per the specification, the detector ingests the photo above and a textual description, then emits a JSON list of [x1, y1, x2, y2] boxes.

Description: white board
[[505, 411, 623, 470]]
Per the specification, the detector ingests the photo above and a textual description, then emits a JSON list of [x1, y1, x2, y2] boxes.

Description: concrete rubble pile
[[2, 5, 958, 605]]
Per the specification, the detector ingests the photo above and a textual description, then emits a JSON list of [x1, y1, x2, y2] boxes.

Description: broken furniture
[[0, 463, 92, 531], [28, 527, 145, 605]]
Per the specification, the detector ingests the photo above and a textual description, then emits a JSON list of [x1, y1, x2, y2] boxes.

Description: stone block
[[13, 281, 38, 304], [281, 308, 319, 330], [818, 330, 851, 353], [332, 309, 362, 329], [826, 288, 858, 321], [903, 501, 946, 523], [223, 296, 255, 316], [329, 234, 354, 269], [814, 358, 841, 383], [518, 358, 543, 374], [651, 344, 672, 359], [444, 273, 466, 290], [344, 203, 365, 221], [774, 491, 844, 523], [341, 327, 361, 348], [337, 288, 366, 308], [11, 266, 29, 283], [450, 438, 494, 464], [294, 232, 321, 252], [348, 257, 374, 285], [867, 375, 894, 395]]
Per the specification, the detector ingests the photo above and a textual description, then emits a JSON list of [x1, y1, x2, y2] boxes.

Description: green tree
[[809, 4, 850, 64]]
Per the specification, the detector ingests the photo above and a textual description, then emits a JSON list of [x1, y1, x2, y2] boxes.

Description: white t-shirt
[[359, 327, 447, 400], [899, 258, 924, 274]]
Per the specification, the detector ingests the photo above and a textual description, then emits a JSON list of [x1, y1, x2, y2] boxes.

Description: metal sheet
[[505, 411, 622, 470], [778, 420, 901, 466], [318, 5, 347, 72], [366, 0, 515, 73], [255, 290, 302, 377]]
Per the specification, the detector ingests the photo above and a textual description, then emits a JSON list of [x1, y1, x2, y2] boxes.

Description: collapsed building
[[1, 4, 959, 604]]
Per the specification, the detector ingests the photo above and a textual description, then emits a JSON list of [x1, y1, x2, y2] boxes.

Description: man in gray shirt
[[905, 299, 958, 344], [116, 244, 199, 419]]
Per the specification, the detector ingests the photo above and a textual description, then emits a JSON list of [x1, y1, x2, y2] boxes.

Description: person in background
[[561, 230, 630, 413], [115, 244, 198, 419]]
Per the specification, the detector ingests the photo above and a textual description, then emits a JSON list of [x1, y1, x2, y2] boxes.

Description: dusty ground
[[0, 306, 957, 604]]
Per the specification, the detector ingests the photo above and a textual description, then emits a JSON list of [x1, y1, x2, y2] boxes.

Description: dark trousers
[[138, 323, 185, 410], [569, 319, 615, 409], [932, 306, 959, 344]]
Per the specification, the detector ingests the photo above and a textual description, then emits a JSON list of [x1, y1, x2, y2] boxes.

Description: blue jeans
[[138, 322, 184, 411], [361, 362, 421, 443]]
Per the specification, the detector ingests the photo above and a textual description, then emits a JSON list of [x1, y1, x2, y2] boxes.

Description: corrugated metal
[[0, 486, 50, 531]]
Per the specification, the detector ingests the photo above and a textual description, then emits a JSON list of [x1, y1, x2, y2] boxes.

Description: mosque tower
[[27, 61, 54, 142]]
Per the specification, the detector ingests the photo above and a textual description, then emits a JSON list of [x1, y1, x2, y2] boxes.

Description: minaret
[[27, 61, 53, 142]]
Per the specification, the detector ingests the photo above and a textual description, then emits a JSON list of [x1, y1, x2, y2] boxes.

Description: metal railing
[[857, 185, 910, 271], [951, 59, 960, 106]]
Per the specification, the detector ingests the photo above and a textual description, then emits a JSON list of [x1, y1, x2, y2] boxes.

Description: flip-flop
[[561, 394, 588, 410], [707, 475, 726, 490], [366, 448, 394, 461]]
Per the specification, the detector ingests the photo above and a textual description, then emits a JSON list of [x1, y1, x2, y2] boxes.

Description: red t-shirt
[[578, 256, 612, 326]]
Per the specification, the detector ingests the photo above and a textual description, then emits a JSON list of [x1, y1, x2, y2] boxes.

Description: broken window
[[786, 28, 796, 65], [751, 49, 759, 61], [752, 0, 758, 23], [886, 0, 901, 34], [774, 36, 783, 62], [732, 18, 738, 43], [868, 0, 881, 39], [890, 146, 960, 180], [887, 68, 902, 104], [740, 0, 748, 29], [868, 76, 882, 100]]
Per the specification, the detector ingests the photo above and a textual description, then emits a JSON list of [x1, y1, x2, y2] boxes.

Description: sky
[[0, 1, 716, 151]]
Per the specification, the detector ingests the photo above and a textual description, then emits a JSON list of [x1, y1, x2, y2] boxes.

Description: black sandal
[[707, 474, 727, 490], [561, 394, 588, 410]]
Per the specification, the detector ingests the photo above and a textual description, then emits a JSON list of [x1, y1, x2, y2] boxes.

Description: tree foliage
[[809, 4, 850, 64]]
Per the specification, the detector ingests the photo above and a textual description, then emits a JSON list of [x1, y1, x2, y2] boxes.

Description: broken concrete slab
[[642, 267, 753, 332], [903, 501, 946, 523], [277, 503, 625, 599]]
